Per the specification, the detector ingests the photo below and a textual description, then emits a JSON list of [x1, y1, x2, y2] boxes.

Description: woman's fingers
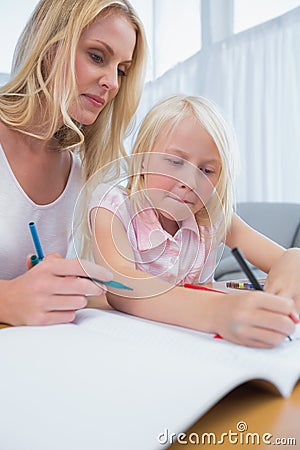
[[3, 255, 113, 326], [42, 295, 88, 312], [28, 254, 112, 297], [43, 275, 106, 297], [29, 309, 79, 326], [43, 255, 113, 281]]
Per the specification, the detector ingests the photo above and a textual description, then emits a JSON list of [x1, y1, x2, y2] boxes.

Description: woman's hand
[[264, 248, 300, 311], [0, 254, 112, 326], [214, 290, 298, 348]]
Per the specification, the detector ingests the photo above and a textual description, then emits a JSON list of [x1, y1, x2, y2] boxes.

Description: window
[[234, 0, 300, 32], [0, 0, 38, 74], [131, 0, 201, 80], [2, 1, 300, 80]]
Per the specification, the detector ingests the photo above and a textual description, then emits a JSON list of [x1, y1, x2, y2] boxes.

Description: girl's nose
[[179, 165, 199, 190]]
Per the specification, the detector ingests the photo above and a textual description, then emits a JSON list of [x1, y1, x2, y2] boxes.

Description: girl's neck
[[158, 212, 180, 236]]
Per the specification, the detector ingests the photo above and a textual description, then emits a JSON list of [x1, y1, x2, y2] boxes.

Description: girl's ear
[[141, 152, 150, 174]]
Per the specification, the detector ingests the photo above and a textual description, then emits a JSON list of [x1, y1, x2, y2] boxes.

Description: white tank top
[[0, 144, 83, 279]]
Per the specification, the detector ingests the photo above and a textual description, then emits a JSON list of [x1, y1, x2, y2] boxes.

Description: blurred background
[[1, 0, 300, 203]]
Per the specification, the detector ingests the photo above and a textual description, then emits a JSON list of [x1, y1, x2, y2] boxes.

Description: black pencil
[[231, 247, 292, 341], [232, 247, 263, 290]]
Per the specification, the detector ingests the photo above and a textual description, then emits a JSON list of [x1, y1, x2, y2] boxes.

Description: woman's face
[[69, 13, 136, 125]]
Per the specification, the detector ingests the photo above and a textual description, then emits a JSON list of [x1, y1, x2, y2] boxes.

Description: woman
[[0, 0, 147, 326]]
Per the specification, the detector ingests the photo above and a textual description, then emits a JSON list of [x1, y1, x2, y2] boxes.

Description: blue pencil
[[77, 276, 133, 291], [29, 221, 44, 261], [28, 221, 133, 290]]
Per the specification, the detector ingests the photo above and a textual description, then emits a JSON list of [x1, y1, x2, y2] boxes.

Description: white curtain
[[135, 7, 300, 203]]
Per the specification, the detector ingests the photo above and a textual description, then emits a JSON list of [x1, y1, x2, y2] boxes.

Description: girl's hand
[[215, 290, 298, 348], [1, 254, 112, 326], [264, 248, 300, 311]]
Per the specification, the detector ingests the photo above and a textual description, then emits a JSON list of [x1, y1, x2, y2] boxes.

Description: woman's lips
[[83, 94, 105, 108]]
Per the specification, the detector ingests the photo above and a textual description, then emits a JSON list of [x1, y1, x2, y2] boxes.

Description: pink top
[[89, 184, 220, 285]]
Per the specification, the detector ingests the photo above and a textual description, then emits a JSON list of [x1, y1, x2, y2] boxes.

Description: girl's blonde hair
[[78, 94, 236, 260], [128, 95, 237, 238], [0, 0, 147, 180]]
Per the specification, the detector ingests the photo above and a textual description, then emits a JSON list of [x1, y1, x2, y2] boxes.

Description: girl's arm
[[264, 248, 300, 311], [91, 208, 297, 348], [225, 214, 300, 310], [225, 213, 285, 273]]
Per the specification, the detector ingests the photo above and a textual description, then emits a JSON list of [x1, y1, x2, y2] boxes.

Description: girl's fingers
[[242, 331, 286, 348], [223, 291, 297, 347], [290, 311, 300, 323], [252, 311, 295, 338], [255, 292, 295, 315], [228, 320, 294, 348]]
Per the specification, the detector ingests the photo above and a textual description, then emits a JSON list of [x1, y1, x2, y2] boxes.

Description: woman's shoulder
[[68, 150, 83, 183]]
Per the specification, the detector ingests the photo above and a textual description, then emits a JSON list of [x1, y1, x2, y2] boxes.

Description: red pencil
[[183, 283, 225, 339], [183, 283, 225, 294]]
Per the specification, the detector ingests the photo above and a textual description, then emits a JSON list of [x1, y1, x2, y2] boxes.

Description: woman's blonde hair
[[0, 0, 147, 180], [127, 95, 237, 238]]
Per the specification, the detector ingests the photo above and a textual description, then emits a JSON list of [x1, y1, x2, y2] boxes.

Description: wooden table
[[169, 380, 300, 449]]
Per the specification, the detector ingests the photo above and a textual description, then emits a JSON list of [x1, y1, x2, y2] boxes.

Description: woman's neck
[[0, 120, 72, 205], [0, 121, 61, 154]]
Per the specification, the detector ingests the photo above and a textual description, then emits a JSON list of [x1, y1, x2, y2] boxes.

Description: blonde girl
[[86, 94, 300, 348]]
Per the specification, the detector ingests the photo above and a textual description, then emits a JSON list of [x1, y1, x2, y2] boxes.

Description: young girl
[[85, 95, 300, 348]]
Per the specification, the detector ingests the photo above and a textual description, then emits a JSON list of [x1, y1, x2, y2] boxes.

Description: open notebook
[[0, 308, 299, 450]]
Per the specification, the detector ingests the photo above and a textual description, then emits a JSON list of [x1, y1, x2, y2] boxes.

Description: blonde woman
[[86, 95, 299, 348], [0, 0, 147, 326]]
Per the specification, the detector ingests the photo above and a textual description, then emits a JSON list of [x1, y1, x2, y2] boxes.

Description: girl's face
[[143, 117, 221, 225], [69, 13, 136, 125]]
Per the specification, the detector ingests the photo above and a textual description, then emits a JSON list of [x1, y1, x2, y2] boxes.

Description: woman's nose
[[98, 66, 119, 91]]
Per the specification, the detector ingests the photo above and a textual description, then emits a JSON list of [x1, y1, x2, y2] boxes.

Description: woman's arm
[[0, 254, 111, 326], [91, 208, 297, 348]]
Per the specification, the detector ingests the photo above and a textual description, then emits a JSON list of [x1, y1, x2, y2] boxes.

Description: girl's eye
[[166, 157, 184, 166], [89, 52, 103, 64], [118, 68, 127, 77], [200, 167, 214, 174]]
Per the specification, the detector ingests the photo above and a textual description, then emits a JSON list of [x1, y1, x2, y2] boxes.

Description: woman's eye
[[89, 52, 103, 64], [118, 68, 127, 77]]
